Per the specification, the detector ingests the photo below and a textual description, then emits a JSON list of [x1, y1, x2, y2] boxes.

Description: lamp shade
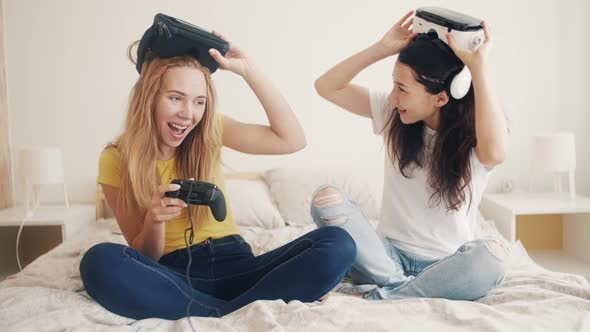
[[19, 147, 65, 184], [531, 132, 576, 173]]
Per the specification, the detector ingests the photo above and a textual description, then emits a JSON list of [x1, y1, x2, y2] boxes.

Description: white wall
[[570, 0, 590, 196], [3, 0, 589, 203]]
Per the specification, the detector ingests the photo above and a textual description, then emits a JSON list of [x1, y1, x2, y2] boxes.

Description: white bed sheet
[[1, 219, 589, 331]]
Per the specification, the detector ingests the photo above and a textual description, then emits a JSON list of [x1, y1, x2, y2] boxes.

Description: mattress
[[1, 218, 589, 331]]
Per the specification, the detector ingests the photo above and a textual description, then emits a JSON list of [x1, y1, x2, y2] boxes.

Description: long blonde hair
[[109, 42, 222, 225]]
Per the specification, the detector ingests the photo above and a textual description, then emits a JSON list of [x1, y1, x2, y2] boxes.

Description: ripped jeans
[[310, 185, 508, 301]]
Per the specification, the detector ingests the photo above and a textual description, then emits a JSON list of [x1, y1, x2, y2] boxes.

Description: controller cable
[[183, 182, 198, 332]]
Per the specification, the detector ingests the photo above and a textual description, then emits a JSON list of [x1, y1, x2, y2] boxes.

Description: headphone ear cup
[[449, 66, 472, 99]]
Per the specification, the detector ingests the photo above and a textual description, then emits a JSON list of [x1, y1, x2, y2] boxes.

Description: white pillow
[[225, 179, 286, 229], [263, 168, 383, 226]]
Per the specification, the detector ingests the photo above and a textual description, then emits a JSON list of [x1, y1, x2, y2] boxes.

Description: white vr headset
[[412, 7, 485, 99]]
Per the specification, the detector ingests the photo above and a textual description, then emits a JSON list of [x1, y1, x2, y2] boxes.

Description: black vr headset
[[136, 13, 229, 74]]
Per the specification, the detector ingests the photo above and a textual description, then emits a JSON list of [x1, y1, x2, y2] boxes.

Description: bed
[[1, 168, 589, 331]]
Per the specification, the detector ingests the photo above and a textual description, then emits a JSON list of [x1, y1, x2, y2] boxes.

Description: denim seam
[[212, 237, 315, 281], [374, 241, 504, 299], [122, 247, 222, 316], [228, 236, 346, 305], [160, 261, 218, 282], [210, 242, 244, 247], [309, 264, 353, 301], [183, 236, 245, 251], [372, 252, 458, 298], [165, 237, 314, 282]]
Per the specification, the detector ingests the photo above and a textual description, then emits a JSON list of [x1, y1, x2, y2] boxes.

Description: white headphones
[[449, 66, 472, 99]]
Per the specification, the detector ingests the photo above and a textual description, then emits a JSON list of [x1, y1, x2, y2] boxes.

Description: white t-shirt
[[370, 90, 491, 260]]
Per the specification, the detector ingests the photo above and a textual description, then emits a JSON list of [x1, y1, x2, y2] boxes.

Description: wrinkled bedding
[[1, 219, 589, 331]]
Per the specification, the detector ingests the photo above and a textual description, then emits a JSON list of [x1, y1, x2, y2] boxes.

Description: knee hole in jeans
[[312, 187, 348, 225], [483, 240, 509, 261]]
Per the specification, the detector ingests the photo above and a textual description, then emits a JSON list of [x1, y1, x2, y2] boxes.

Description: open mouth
[[168, 122, 189, 139]]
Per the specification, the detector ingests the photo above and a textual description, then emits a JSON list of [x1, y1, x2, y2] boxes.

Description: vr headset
[[412, 7, 485, 99], [136, 13, 229, 74]]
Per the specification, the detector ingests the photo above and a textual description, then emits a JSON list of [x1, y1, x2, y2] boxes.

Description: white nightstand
[[480, 192, 590, 279], [0, 204, 95, 276]]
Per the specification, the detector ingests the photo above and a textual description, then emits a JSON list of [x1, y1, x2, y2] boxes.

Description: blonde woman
[[80, 30, 356, 319]]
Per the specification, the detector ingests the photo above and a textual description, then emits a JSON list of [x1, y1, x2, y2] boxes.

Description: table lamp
[[529, 132, 576, 198], [19, 147, 69, 217]]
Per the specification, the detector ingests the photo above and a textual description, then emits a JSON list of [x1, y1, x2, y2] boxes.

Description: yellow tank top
[[97, 140, 239, 254]]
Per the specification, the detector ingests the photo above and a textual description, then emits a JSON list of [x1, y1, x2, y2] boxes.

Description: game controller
[[136, 13, 230, 74], [413, 7, 485, 99], [165, 179, 227, 221]]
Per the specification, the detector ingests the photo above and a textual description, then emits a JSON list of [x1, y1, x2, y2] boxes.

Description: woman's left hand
[[208, 31, 252, 77], [446, 21, 492, 70]]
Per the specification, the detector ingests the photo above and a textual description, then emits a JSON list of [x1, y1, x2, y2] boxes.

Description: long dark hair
[[384, 34, 476, 211]]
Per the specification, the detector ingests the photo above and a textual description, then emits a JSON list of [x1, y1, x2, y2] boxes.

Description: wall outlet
[[499, 179, 514, 193]]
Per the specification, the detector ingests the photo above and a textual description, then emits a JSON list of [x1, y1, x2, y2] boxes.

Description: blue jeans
[[310, 185, 508, 301], [79, 227, 356, 319]]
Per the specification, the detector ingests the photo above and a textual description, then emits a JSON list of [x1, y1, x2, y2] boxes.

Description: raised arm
[[208, 32, 306, 154], [447, 21, 508, 168], [314, 10, 417, 118]]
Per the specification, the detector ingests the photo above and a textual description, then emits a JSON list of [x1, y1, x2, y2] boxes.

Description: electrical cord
[[15, 209, 35, 271], [184, 206, 197, 332]]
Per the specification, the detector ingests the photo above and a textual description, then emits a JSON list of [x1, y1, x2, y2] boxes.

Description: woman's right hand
[[208, 31, 253, 78], [378, 10, 418, 56], [145, 183, 188, 224]]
